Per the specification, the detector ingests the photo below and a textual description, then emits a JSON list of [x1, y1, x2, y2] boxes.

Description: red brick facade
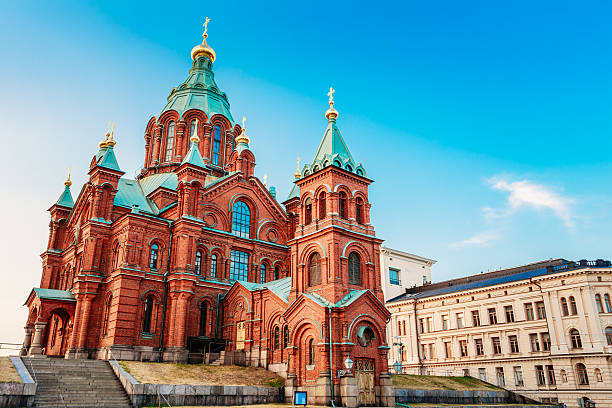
[[22, 34, 393, 406]]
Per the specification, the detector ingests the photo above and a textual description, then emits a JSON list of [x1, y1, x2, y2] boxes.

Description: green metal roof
[[55, 185, 74, 208], [161, 55, 234, 122], [95, 145, 121, 172], [181, 140, 206, 168], [300, 116, 366, 178], [303, 289, 368, 308], [114, 178, 159, 215], [139, 173, 178, 196], [238, 277, 291, 303], [286, 182, 300, 201], [33, 288, 76, 302]]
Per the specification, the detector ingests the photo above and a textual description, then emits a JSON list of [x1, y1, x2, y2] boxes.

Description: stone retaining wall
[[395, 387, 539, 405], [109, 360, 283, 407], [0, 357, 36, 408]]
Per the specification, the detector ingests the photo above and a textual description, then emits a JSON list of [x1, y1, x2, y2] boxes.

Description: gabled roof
[[95, 145, 121, 172], [139, 173, 179, 196], [32, 288, 76, 302], [181, 140, 206, 168], [303, 289, 370, 308], [237, 277, 291, 303], [114, 178, 159, 215], [55, 185, 74, 208]]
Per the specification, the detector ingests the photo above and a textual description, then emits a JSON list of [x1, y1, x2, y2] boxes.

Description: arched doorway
[[44, 309, 71, 356]]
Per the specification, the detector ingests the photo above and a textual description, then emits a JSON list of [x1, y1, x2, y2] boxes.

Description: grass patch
[[0, 357, 21, 383], [120, 361, 284, 387], [392, 374, 498, 391]]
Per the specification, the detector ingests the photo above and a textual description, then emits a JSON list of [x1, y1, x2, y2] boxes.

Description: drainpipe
[[412, 300, 423, 374], [158, 221, 174, 360], [328, 306, 336, 407]]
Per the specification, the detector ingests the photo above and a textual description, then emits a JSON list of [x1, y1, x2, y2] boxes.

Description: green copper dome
[[161, 56, 234, 122]]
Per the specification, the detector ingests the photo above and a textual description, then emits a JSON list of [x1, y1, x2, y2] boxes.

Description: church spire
[[55, 169, 74, 208], [181, 119, 206, 167], [191, 17, 216, 62]]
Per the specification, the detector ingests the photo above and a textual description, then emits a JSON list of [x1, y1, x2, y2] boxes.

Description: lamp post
[[337, 355, 354, 378]]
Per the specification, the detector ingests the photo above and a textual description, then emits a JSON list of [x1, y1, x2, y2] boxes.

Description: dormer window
[[212, 125, 222, 165], [165, 121, 175, 162]]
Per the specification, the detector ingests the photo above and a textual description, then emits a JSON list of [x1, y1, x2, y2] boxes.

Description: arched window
[[348, 252, 361, 285], [212, 125, 222, 165], [570, 329, 582, 349], [560, 297, 569, 316], [149, 244, 159, 270], [260, 264, 266, 283], [190, 119, 197, 140], [304, 198, 312, 225], [569, 296, 578, 315], [339, 191, 347, 219], [195, 251, 202, 275], [605, 294, 612, 313], [210, 254, 217, 278], [232, 201, 251, 238], [356, 197, 364, 224], [308, 338, 315, 366], [199, 301, 207, 337], [283, 325, 289, 348], [165, 121, 175, 162], [576, 363, 589, 385], [309, 253, 321, 286], [274, 327, 280, 350], [596, 294, 604, 313], [595, 368, 603, 382], [319, 192, 326, 219], [142, 295, 154, 333], [274, 266, 280, 280], [102, 294, 112, 335], [605, 327, 612, 345]]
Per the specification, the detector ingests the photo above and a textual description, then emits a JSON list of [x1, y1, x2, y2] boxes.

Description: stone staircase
[[22, 357, 132, 408], [210, 350, 225, 365]]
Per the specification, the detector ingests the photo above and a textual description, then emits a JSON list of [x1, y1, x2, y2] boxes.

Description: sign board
[[294, 390, 307, 406]]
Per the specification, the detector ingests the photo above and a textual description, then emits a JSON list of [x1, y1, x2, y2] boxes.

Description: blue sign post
[[294, 390, 307, 406]]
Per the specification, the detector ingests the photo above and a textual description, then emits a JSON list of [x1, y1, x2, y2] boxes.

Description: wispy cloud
[[487, 177, 574, 227], [451, 230, 500, 247]]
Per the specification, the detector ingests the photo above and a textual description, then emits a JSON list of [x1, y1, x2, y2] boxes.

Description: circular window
[[357, 326, 375, 347]]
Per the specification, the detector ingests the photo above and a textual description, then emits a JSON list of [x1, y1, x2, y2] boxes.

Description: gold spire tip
[[106, 123, 117, 147], [191, 17, 216, 62], [263, 173, 268, 187], [190, 118, 200, 143], [235, 116, 250, 145], [294, 157, 301, 179], [325, 87, 338, 120], [65, 168, 72, 187], [328, 87, 335, 108]]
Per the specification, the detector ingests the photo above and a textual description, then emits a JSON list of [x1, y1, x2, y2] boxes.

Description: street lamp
[[337, 355, 354, 377]]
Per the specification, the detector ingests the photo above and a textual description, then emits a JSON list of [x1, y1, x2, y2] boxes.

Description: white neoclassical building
[[380, 246, 436, 302], [386, 258, 612, 408]]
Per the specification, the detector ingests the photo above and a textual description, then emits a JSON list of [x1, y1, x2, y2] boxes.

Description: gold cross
[[296, 157, 300, 171], [327, 87, 335, 107], [203, 17, 211, 36], [242, 116, 246, 130]]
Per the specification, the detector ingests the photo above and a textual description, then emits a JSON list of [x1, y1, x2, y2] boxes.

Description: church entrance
[[235, 321, 245, 350], [355, 358, 375, 406]]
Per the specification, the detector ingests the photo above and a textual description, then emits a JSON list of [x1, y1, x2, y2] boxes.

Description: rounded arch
[[140, 289, 162, 302], [202, 204, 230, 231], [158, 110, 180, 127], [145, 116, 157, 135], [341, 240, 372, 262], [347, 314, 386, 342], [182, 109, 208, 124], [209, 113, 232, 129], [228, 193, 259, 220], [333, 183, 352, 195], [196, 295, 215, 308], [291, 318, 324, 344], [298, 242, 327, 265]]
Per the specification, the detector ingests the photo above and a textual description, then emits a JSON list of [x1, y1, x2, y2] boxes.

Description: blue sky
[[1, 1, 611, 345]]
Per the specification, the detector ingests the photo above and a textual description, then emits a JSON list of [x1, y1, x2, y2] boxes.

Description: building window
[[194, 251, 202, 275], [427, 317, 432, 332], [260, 264, 266, 283], [149, 244, 159, 270], [212, 125, 221, 165], [355, 197, 364, 224], [308, 339, 315, 366], [536, 301, 546, 319], [560, 369, 568, 382], [397, 321, 402, 336], [536, 365, 546, 386], [492, 337, 502, 354], [605, 294, 612, 313], [348, 252, 361, 285], [190, 119, 197, 140], [309, 253, 321, 286], [570, 329, 582, 349], [547, 365, 556, 385], [509, 335, 519, 353], [442, 315, 449, 331], [541, 332, 551, 351], [596, 294, 604, 313], [339, 191, 347, 219], [505, 305, 515, 323], [274, 265, 280, 280], [210, 254, 217, 278], [142, 295, 154, 333], [165, 121, 175, 162], [283, 326, 289, 348], [319, 192, 326, 219], [576, 363, 589, 385], [479, 368, 487, 382], [496, 367, 505, 387], [389, 268, 401, 285], [560, 297, 569, 316], [605, 327, 612, 345], [569, 296, 577, 315], [475, 338, 484, 356], [459, 340, 468, 357], [472, 310, 481, 326], [456, 313, 464, 329], [230, 250, 249, 281], [513, 366, 524, 386], [525, 303, 534, 321], [232, 201, 251, 238], [304, 198, 312, 225], [199, 302, 207, 337], [402, 320, 406, 335], [418, 318, 424, 334], [488, 308, 498, 325], [274, 327, 280, 350], [595, 368, 603, 382], [530, 333, 541, 352], [444, 341, 452, 358]]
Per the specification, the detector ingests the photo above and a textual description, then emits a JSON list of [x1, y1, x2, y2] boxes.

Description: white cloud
[[451, 230, 500, 247], [488, 177, 574, 227]]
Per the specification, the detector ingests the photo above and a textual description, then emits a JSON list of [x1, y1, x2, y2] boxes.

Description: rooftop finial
[[294, 157, 301, 179], [99, 123, 111, 147], [263, 173, 268, 187], [325, 87, 338, 121], [235, 115, 250, 146], [203, 17, 210, 37], [106, 123, 116, 147], [65, 168, 72, 187], [191, 17, 217, 62], [190, 118, 200, 143]]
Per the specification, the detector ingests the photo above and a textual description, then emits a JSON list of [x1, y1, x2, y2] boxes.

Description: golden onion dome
[[235, 116, 250, 145], [64, 169, 72, 187], [191, 18, 216, 62]]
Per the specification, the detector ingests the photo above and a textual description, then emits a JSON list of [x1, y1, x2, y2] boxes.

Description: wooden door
[[235, 321, 245, 350], [355, 358, 375, 406]]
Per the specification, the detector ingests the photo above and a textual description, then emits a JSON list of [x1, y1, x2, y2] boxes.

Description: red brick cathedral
[[21, 24, 393, 406]]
